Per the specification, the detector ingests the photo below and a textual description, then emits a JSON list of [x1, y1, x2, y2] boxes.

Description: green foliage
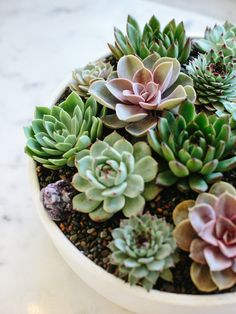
[[108, 15, 191, 63], [72, 132, 159, 221], [109, 213, 178, 291], [24, 92, 106, 169], [71, 60, 113, 98], [148, 101, 236, 193], [186, 50, 236, 115], [194, 21, 236, 56]]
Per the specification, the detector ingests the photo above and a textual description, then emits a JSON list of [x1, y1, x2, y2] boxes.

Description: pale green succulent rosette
[[109, 214, 178, 291], [194, 22, 236, 57], [72, 132, 159, 222], [70, 60, 113, 98], [24, 92, 106, 170]]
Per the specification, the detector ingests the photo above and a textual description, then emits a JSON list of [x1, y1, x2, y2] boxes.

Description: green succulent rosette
[[24, 92, 106, 169], [194, 21, 236, 56], [109, 213, 178, 291], [70, 60, 113, 98], [148, 101, 236, 193], [186, 50, 236, 115], [72, 132, 159, 222], [109, 15, 191, 63]]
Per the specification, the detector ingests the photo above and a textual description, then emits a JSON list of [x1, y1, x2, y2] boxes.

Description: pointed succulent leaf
[[189, 175, 208, 193], [169, 160, 189, 177]]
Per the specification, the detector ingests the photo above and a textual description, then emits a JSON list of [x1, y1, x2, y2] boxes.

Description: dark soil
[[36, 86, 236, 295]]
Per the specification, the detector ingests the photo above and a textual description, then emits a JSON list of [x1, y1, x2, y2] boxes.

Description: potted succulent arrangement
[[24, 15, 236, 314]]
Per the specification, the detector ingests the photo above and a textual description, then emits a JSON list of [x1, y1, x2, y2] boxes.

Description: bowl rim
[[30, 49, 236, 307]]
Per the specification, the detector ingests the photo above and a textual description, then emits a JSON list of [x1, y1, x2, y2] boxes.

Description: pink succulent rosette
[[89, 54, 196, 136], [173, 181, 236, 292]]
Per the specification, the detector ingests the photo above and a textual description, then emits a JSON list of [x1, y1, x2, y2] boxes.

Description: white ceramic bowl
[[30, 74, 236, 314]]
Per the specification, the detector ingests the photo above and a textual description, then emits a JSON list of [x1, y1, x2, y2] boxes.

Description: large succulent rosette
[[148, 101, 236, 193], [72, 131, 159, 222], [173, 181, 236, 292], [24, 92, 105, 169], [89, 54, 195, 136]]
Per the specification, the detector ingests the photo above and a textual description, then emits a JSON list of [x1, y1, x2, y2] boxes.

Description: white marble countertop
[[0, 0, 219, 313]]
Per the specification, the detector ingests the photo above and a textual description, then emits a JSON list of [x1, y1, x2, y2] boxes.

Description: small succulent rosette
[[89, 53, 195, 136], [173, 181, 236, 292], [70, 60, 113, 98], [194, 22, 236, 56], [109, 15, 191, 63], [72, 131, 159, 222], [186, 50, 236, 115], [109, 213, 178, 291]]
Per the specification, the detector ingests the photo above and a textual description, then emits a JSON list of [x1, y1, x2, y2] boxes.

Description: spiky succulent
[[173, 181, 236, 292], [194, 22, 236, 56], [89, 54, 195, 137], [186, 50, 236, 115], [24, 92, 106, 169], [109, 213, 178, 291], [108, 15, 191, 63], [41, 180, 76, 221], [72, 132, 159, 222], [70, 60, 113, 98], [148, 101, 236, 193]]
